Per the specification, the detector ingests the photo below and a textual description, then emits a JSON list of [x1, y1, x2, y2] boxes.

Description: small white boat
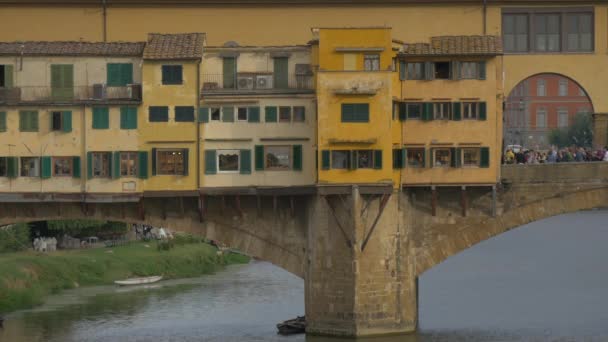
[[114, 275, 163, 286]]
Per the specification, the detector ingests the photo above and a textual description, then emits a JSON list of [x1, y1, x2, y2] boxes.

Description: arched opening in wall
[[505, 73, 594, 151]]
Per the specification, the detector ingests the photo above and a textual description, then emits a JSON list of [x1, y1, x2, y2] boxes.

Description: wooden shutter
[[199, 107, 209, 123], [452, 102, 461, 121], [399, 103, 407, 121], [421, 148, 426, 168], [120, 107, 128, 128], [175, 106, 195, 122], [151, 148, 157, 175], [392, 149, 402, 169], [451, 61, 460, 80], [87, 152, 93, 179], [162, 66, 170, 84], [7, 156, 18, 178], [422, 103, 433, 121], [480, 147, 490, 168], [149, 106, 168, 122], [51, 64, 74, 100], [373, 150, 383, 169], [430, 148, 435, 168], [204, 150, 217, 174], [254, 145, 264, 170], [222, 57, 236, 88], [479, 102, 487, 120], [248, 107, 260, 123], [265, 106, 277, 122], [321, 150, 330, 170], [137, 151, 148, 179], [357, 104, 369, 122], [129, 107, 137, 128], [349, 151, 357, 170], [222, 106, 234, 122], [399, 61, 406, 80], [401, 148, 407, 169], [4, 65, 13, 88], [0, 111, 6, 131], [455, 148, 462, 167], [122, 63, 133, 85], [182, 149, 189, 175], [477, 61, 486, 80], [41, 156, 51, 179], [293, 145, 302, 171], [72, 156, 81, 178], [273, 57, 289, 88], [107, 63, 122, 86], [93, 107, 109, 129], [450, 147, 458, 167], [61, 111, 72, 132], [239, 149, 251, 174], [424, 62, 434, 80], [111, 152, 120, 179]]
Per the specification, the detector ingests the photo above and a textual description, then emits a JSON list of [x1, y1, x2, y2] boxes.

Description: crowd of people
[[503, 146, 608, 164]]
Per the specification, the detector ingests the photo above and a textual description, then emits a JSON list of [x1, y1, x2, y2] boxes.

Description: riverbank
[[0, 241, 250, 315]]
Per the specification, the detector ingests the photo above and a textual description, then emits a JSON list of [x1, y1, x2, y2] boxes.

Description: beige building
[[199, 43, 316, 189]]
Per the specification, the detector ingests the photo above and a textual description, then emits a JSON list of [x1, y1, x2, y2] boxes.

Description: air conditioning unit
[[255, 75, 273, 89], [92, 83, 106, 100], [127, 84, 142, 101], [237, 76, 254, 90]]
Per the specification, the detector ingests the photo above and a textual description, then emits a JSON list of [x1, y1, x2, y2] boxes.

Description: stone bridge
[[1, 163, 607, 337]]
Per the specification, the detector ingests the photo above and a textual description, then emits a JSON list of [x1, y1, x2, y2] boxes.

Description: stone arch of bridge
[[415, 185, 608, 276], [0, 197, 307, 277]]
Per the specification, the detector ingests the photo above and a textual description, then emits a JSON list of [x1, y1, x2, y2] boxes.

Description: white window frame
[[558, 79, 568, 96], [433, 102, 450, 120], [558, 108, 569, 128], [264, 145, 292, 171], [217, 149, 240, 174], [433, 148, 451, 168], [20, 157, 40, 177], [462, 102, 478, 120], [364, 54, 380, 71], [537, 79, 546, 96], [237, 107, 248, 122], [461, 148, 481, 168]]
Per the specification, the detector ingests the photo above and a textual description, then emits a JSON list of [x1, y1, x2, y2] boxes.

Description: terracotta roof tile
[[0, 41, 145, 56], [143, 33, 205, 60], [399, 35, 503, 56]]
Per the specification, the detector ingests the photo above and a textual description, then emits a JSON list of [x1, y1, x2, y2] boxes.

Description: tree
[[548, 112, 593, 148]]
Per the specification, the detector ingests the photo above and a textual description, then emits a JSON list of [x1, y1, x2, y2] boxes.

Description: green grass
[[0, 242, 249, 314]]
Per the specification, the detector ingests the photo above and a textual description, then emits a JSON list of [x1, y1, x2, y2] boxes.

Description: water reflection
[[2, 211, 608, 341]]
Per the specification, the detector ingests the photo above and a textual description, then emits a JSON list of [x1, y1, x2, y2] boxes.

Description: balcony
[[201, 73, 314, 96], [0, 84, 142, 105]]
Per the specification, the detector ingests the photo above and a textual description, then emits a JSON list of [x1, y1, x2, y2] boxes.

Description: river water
[[2, 210, 608, 342]]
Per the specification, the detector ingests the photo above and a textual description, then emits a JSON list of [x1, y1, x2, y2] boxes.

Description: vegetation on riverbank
[[0, 241, 250, 315]]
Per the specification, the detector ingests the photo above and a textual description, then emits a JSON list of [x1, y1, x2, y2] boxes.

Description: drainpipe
[[102, 0, 107, 42], [196, 60, 201, 190], [482, 0, 487, 35]]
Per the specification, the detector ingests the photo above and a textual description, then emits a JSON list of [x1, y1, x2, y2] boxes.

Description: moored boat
[[277, 316, 306, 335], [114, 275, 163, 286]]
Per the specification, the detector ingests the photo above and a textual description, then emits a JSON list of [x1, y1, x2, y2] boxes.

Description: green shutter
[[321, 150, 330, 170], [273, 57, 289, 88], [92, 107, 109, 129], [72, 156, 81, 178], [204, 150, 216, 175], [4, 65, 13, 88], [0, 111, 6, 132], [455, 148, 462, 167], [479, 102, 487, 121], [424, 62, 434, 80], [120, 107, 128, 128], [61, 111, 72, 132], [137, 151, 148, 179], [265, 106, 277, 122], [421, 148, 426, 168], [87, 152, 93, 179], [450, 147, 458, 168], [175, 106, 195, 122], [349, 151, 357, 170], [373, 150, 383, 169], [401, 148, 407, 169], [111, 151, 120, 179], [51, 64, 74, 100], [478, 61, 486, 80], [20, 111, 38, 132], [122, 63, 133, 85], [151, 148, 157, 176], [480, 147, 490, 168], [452, 103, 461, 121], [7, 157, 18, 178], [41, 156, 51, 179], [399, 61, 406, 80], [254, 145, 264, 171], [199, 107, 209, 123], [128, 107, 137, 129], [182, 149, 189, 176], [430, 148, 435, 168], [393, 149, 405, 169], [422, 103, 433, 121], [399, 103, 407, 121], [222, 57, 236, 88], [222, 106, 234, 122], [240, 149, 252, 174], [293, 145, 302, 171], [248, 107, 260, 123], [107, 63, 122, 86], [121, 107, 137, 129]]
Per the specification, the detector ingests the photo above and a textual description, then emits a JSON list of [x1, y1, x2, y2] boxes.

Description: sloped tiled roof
[[0, 41, 145, 56], [143, 33, 204, 60], [399, 35, 503, 56]]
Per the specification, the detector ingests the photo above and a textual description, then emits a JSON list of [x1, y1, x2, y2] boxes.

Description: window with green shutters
[[222, 106, 235, 122], [265, 106, 278, 122], [7, 157, 18, 178], [393, 149, 406, 169], [480, 147, 490, 168], [341, 103, 370, 122], [222, 57, 236, 89], [247, 107, 260, 123], [204, 150, 217, 174], [479, 102, 487, 120], [107, 63, 133, 86], [1, 65, 14, 88], [421, 103, 434, 121], [254, 145, 265, 171], [149, 106, 168, 122], [198, 107, 209, 123], [0, 157, 6, 177], [92, 107, 109, 129], [40, 156, 52, 179], [72, 156, 81, 178], [121, 107, 137, 129], [240, 149, 252, 174], [161, 65, 183, 85], [137, 151, 148, 179], [175, 106, 195, 122], [50, 64, 74, 100], [373, 150, 383, 169], [0, 111, 6, 132], [50, 111, 72, 132], [19, 111, 38, 132], [273, 57, 288, 89], [293, 145, 303, 171], [321, 150, 330, 170]]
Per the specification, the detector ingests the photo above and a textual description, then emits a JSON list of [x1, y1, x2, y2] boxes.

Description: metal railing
[[201, 73, 313, 93], [0, 85, 142, 104]]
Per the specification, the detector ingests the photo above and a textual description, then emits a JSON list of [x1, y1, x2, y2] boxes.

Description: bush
[[0, 223, 31, 253], [157, 239, 175, 251]]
